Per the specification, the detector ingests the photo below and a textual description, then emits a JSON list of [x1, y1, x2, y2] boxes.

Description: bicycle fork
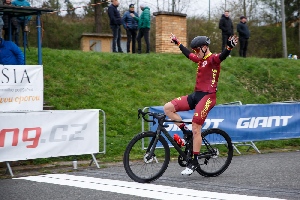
[[144, 131, 161, 163]]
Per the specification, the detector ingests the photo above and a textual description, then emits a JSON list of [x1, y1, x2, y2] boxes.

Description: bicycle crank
[[178, 155, 187, 167]]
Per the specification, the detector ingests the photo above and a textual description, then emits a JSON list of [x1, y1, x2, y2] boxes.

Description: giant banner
[[0, 110, 99, 162], [0, 65, 43, 111], [149, 103, 300, 143]]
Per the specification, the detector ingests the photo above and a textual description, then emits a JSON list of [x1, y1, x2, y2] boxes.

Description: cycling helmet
[[190, 36, 211, 49]]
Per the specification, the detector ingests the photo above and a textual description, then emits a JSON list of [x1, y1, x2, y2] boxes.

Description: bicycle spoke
[[123, 132, 170, 183], [197, 128, 233, 177]]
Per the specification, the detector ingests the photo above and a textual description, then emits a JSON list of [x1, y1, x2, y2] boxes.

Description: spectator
[[0, 38, 25, 65], [219, 10, 233, 51], [122, 4, 138, 53], [108, 0, 123, 53], [12, 0, 32, 47], [130, 4, 150, 54], [237, 16, 250, 57], [0, 0, 3, 38], [3, 0, 18, 42]]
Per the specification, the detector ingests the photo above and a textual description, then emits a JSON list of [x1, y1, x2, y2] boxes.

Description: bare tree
[[94, 0, 102, 33], [94, 0, 109, 33]]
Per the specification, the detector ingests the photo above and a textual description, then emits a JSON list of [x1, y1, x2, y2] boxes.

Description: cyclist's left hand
[[170, 33, 181, 46], [227, 35, 239, 48]]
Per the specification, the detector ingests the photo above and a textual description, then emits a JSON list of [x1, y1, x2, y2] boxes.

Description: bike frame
[[144, 111, 191, 160], [141, 109, 217, 162]]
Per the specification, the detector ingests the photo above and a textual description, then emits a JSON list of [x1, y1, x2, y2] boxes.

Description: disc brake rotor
[[143, 153, 154, 163], [212, 148, 219, 158]]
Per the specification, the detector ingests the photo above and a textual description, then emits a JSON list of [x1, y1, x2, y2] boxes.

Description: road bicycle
[[123, 109, 233, 183]]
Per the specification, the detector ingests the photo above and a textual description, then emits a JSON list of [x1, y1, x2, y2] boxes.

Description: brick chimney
[[153, 11, 187, 53]]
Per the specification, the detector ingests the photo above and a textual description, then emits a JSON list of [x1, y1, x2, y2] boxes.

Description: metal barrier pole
[[235, 141, 261, 154], [90, 153, 100, 168], [232, 144, 241, 154], [6, 162, 14, 177], [89, 109, 106, 168]]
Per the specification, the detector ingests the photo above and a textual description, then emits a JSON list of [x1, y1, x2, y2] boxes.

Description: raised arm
[[170, 33, 199, 63], [219, 35, 238, 61]]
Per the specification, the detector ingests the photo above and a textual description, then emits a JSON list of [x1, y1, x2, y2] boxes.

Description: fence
[[141, 102, 300, 154]]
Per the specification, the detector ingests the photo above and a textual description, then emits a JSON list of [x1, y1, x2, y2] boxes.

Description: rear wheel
[[123, 131, 170, 183], [196, 128, 233, 177]]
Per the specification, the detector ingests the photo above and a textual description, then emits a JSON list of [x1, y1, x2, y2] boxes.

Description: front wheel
[[123, 131, 170, 183], [196, 128, 233, 177]]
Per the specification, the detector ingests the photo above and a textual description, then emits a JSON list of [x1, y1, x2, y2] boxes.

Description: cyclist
[[163, 33, 238, 175]]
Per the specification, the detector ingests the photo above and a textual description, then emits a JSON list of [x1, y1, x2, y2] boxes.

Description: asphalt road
[[1, 151, 300, 200]]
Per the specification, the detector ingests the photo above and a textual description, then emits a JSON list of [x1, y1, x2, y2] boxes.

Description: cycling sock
[[193, 152, 199, 162], [179, 123, 188, 131], [179, 123, 191, 135]]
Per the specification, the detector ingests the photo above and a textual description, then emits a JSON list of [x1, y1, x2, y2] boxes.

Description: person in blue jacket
[[122, 4, 138, 53], [12, 0, 32, 47], [0, 38, 25, 65]]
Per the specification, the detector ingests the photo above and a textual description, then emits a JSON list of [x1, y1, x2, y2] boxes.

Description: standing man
[[122, 4, 138, 53], [12, 0, 32, 47], [219, 10, 233, 51], [130, 4, 150, 54], [237, 16, 250, 57], [108, 0, 123, 53]]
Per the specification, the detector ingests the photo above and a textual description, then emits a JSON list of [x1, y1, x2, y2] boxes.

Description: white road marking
[[15, 174, 285, 200]]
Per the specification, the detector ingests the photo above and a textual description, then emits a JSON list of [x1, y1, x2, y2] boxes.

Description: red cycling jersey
[[188, 53, 221, 93]]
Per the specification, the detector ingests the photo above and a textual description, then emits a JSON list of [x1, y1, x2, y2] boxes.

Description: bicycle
[[123, 109, 233, 183]]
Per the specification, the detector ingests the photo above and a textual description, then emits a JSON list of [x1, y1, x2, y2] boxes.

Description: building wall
[[154, 12, 187, 53], [80, 34, 127, 52]]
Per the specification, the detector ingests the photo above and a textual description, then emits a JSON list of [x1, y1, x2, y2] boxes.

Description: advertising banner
[[0, 65, 43, 111], [149, 103, 300, 143], [0, 110, 99, 162]]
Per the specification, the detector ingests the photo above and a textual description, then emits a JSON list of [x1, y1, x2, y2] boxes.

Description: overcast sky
[[33, 0, 226, 18]]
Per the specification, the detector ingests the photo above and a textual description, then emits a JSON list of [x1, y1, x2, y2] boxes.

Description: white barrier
[[0, 109, 106, 176], [0, 65, 43, 111]]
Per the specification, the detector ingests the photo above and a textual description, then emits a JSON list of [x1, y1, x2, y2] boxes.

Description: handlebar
[[138, 108, 162, 124], [138, 109, 192, 124]]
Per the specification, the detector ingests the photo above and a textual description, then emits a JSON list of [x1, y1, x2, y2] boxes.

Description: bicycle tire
[[196, 128, 233, 177], [123, 131, 170, 183]]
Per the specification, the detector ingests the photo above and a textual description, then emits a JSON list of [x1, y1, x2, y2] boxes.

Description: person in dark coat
[[237, 16, 250, 57], [122, 4, 138, 53], [219, 11, 234, 51], [108, 0, 123, 53], [3, 0, 18, 43]]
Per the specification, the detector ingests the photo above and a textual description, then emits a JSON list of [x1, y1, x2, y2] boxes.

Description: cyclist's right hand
[[170, 33, 181, 46]]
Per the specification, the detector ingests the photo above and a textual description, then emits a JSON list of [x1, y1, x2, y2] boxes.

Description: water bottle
[[173, 134, 186, 147], [73, 160, 78, 170]]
